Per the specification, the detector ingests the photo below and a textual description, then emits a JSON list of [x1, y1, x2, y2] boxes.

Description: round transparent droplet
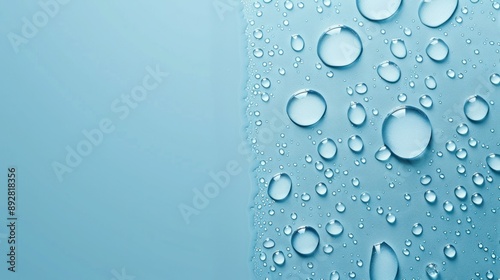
[[348, 102, 367, 126], [291, 34, 305, 52], [490, 73, 500, 85], [315, 182, 328, 196], [426, 263, 439, 279], [356, 0, 402, 21], [424, 76, 437, 90], [412, 223, 423, 236], [355, 83, 368, 94], [464, 95, 489, 122], [375, 146, 392, 161], [424, 190, 437, 203], [360, 192, 371, 203], [263, 238, 275, 249], [377, 61, 401, 83], [446, 140, 456, 152], [471, 193, 483, 206], [386, 213, 396, 224], [382, 106, 432, 159], [336, 202, 346, 213], [318, 138, 337, 160], [317, 25, 363, 67], [472, 172, 485, 186], [456, 148, 467, 159], [420, 175, 432, 185], [330, 271, 340, 280], [390, 38, 407, 58], [268, 173, 292, 201], [287, 89, 327, 127], [443, 200, 454, 212], [426, 38, 449, 61], [419, 95, 433, 108], [454, 186, 467, 200], [273, 250, 286, 265], [456, 123, 469, 135], [326, 220, 344, 236], [348, 135, 364, 153], [443, 244, 457, 259], [486, 153, 500, 172], [418, 0, 459, 28], [291, 226, 320, 256]]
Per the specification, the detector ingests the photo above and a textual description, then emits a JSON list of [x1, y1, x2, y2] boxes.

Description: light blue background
[[0, 1, 252, 279]]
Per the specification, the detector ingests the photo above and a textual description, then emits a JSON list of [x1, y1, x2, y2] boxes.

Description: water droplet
[[253, 48, 264, 58], [490, 73, 500, 85], [268, 173, 292, 201], [326, 220, 344, 236], [390, 38, 407, 58], [446, 140, 456, 152], [464, 95, 489, 122], [454, 186, 467, 199], [263, 238, 275, 249], [370, 242, 399, 280], [456, 123, 469, 135], [361, 192, 371, 203], [284, 0, 294, 10], [443, 200, 454, 212], [348, 135, 364, 153], [330, 271, 340, 280], [419, 95, 433, 108], [426, 263, 439, 279], [315, 182, 328, 196], [447, 69, 456, 78], [375, 146, 392, 161], [336, 202, 346, 213], [348, 102, 367, 126], [424, 76, 437, 89], [317, 25, 363, 67], [426, 38, 449, 61], [382, 106, 432, 159], [291, 226, 320, 256], [472, 172, 485, 186], [412, 223, 423, 236], [420, 175, 432, 185], [318, 138, 337, 160], [356, 0, 402, 21], [273, 250, 286, 265], [443, 244, 457, 259], [486, 153, 500, 172], [425, 190, 437, 203], [355, 83, 368, 94], [471, 193, 483, 205], [291, 34, 305, 52], [377, 61, 401, 83], [253, 29, 263, 39], [287, 89, 327, 126], [418, 0, 459, 28], [455, 148, 467, 159], [386, 213, 397, 224]]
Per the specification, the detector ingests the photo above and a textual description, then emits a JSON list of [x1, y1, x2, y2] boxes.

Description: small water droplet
[[291, 34, 305, 52], [390, 38, 407, 58], [386, 213, 397, 224], [464, 95, 489, 122], [443, 200, 454, 212], [318, 138, 337, 160], [490, 73, 500, 85], [420, 175, 432, 185], [348, 102, 367, 126], [291, 226, 320, 256], [268, 173, 292, 201], [287, 89, 327, 126], [454, 186, 467, 199], [273, 250, 286, 265], [315, 182, 328, 196], [456, 123, 469, 135], [318, 25, 363, 67], [412, 223, 423, 236], [263, 238, 275, 249], [425, 190, 437, 203], [419, 95, 433, 108], [426, 38, 449, 61], [326, 220, 344, 236], [471, 193, 483, 206], [355, 83, 368, 94], [330, 271, 340, 280], [424, 76, 437, 89], [472, 172, 485, 186], [348, 135, 364, 153], [377, 61, 401, 83], [443, 244, 457, 259]]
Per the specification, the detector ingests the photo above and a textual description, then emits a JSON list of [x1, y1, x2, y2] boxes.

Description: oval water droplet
[[287, 89, 327, 126], [418, 0, 459, 28], [424, 190, 437, 203], [291, 226, 320, 256], [268, 173, 292, 201], [486, 153, 500, 172], [370, 242, 399, 280], [424, 76, 437, 89], [355, 83, 368, 94], [330, 271, 340, 280], [490, 73, 500, 85], [377, 61, 401, 83], [375, 146, 392, 161], [443, 244, 457, 259], [263, 238, 275, 249], [454, 185, 467, 199], [472, 172, 485, 186], [326, 220, 344, 236], [426, 263, 439, 279], [426, 38, 449, 61], [348, 135, 364, 153], [318, 138, 337, 160], [273, 250, 286, 265], [382, 106, 432, 159], [464, 95, 489, 122], [412, 223, 424, 236], [317, 25, 363, 67], [471, 193, 483, 206], [348, 102, 367, 126], [315, 182, 328, 196], [419, 95, 433, 108], [390, 38, 407, 59], [291, 34, 305, 52], [443, 200, 454, 212], [356, 0, 402, 21]]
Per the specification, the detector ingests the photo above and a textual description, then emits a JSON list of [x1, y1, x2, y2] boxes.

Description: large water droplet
[[418, 0, 458, 28], [348, 135, 364, 153], [268, 173, 292, 201], [369, 242, 399, 280], [356, 0, 402, 21], [419, 95, 433, 108], [348, 102, 367, 126], [326, 220, 344, 236], [471, 193, 483, 206], [464, 95, 489, 122], [291, 226, 320, 256], [390, 38, 407, 59], [287, 89, 327, 126], [382, 106, 432, 159], [377, 61, 401, 83], [443, 244, 457, 259], [454, 186, 467, 200], [330, 271, 340, 280], [291, 34, 305, 52], [486, 153, 500, 172], [318, 138, 338, 160], [317, 25, 363, 67], [426, 263, 439, 279], [273, 250, 286, 265], [424, 76, 437, 90], [425, 190, 437, 203], [412, 223, 424, 236], [490, 73, 500, 85], [426, 38, 449, 61]]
